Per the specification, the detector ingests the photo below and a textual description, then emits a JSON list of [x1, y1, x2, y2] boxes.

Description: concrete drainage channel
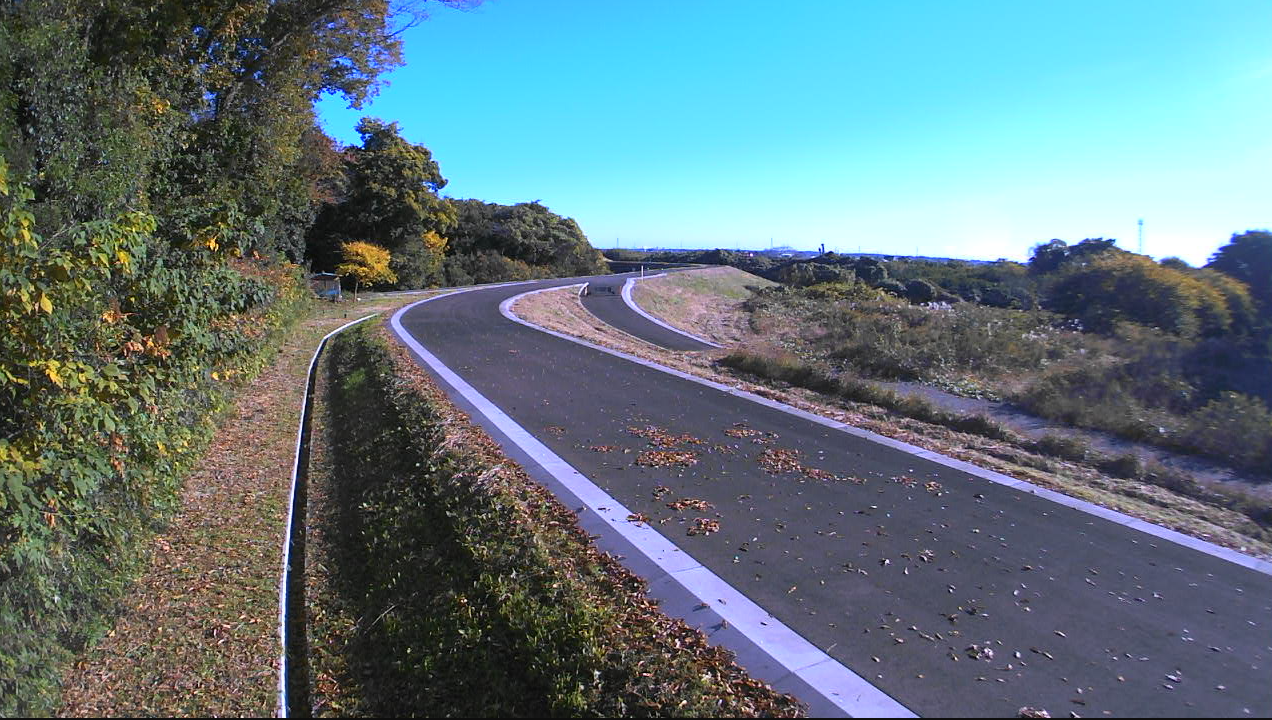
[[276, 313, 379, 718]]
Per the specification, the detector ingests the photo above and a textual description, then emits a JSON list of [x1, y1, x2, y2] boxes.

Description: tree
[[1208, 231, 1272, 312], [1029, 238, 1120, 275], [1029, 239, 1069, 274], [391, 230, 448, 289], [308, 117, 456, 273], [446, 199, 606, 278], [336, 241, 395, 299]]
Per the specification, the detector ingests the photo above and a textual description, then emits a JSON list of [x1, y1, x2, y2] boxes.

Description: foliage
[[0, 0, 423, 708], [0, 162, 310, 714], [1044, 253, 1241, 337], [443, 249, 547, 286], [1208, 230, 1272, 312], [745, 276, 1272, 474], [308, 129, 605, 287], [336, 240, 396, 297], [390, 230, 449, 289], [1183, 392, 1272, 471], [1028, 238, 1121, 275], [309, 118, 455, 279], [904, 278, 938, 303], [445, 199, 607, 282]]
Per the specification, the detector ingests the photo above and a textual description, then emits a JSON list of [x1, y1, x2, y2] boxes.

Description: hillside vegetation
[[628, 238, 1272, 476], [0, 0, 603, 713]]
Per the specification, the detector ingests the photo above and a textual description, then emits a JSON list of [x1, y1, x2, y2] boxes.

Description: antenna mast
[[1138, 219, 1144, 255]]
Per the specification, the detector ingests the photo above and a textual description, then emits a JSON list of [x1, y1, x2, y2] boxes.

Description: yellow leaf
[[38, 293, 52, 314], [211, 371, 220, 380], [44, 364, 63, 387], [116, 250, 131, 269]]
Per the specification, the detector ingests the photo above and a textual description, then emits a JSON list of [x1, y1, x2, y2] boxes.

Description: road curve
[[392, 275, 1272, 718], [580, 273, 717, 351]]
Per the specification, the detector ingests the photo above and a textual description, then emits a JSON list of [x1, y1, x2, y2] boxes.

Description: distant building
[[309, 272, 342, 301]]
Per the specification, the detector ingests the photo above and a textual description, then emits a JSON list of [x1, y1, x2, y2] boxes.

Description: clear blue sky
[[316, 0, 1272, 265]]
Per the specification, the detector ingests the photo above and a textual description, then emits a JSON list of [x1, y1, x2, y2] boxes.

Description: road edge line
[[501, 288, 1272, 577], [392, 290, 917, 719], [620, 275, 724, 348]]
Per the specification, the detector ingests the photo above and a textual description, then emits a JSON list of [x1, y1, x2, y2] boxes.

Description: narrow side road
[[581, 274, 716, 351]]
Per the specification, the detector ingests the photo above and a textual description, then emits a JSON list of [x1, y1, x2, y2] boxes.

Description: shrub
[[0, 168, 310, 714], [1045, 253, 1235, 337], [875, 278, 906, 297], [1032, 433, 1091, 462], [1182, 392, 1272, 472], [904, 278, 939, 303], [1099, 452, 1145, 479]]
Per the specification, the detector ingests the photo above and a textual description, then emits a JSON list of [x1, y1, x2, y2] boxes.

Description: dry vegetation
[[629, 266, 776, 345]]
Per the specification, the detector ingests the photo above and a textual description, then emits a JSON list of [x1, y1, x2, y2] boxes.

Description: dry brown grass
[[57, 293, 437, 717], [631, 266, 775, 346]]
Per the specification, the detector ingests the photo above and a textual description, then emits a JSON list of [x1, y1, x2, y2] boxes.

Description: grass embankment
[[303, 323, 804, 717], [513, 270, 1272, 558], [56, 294, 428, 717], [747, 284, 1272, 474], [629, 266, 776, 346]]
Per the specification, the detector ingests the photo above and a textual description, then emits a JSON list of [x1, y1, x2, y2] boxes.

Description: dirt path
[[877, 379, 1272, 499], [58, 294, 426, 717]]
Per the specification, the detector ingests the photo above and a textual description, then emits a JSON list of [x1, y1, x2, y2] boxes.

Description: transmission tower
[[1138, 218, 1144, 255]]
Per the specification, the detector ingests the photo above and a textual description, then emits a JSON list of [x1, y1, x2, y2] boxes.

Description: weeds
[[747, 284, 1272, 476]]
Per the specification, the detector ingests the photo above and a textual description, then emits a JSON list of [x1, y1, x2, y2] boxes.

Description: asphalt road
[[580, 274, 715, 351], [395, 276, 1272, 718]]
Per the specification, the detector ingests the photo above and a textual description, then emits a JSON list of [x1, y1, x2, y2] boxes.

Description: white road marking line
[[392, 289, 916, 718]]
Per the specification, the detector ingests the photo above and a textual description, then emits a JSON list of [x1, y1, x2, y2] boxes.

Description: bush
[[0, 168, 310, 714], [876, 278, 907, 297], [1045, 253, 1237, 337], [1032, 433, 1091, 462], [1182, 392, 1272, 472], [904, 278, 938, 303], [1098, 452, 1145, 479]]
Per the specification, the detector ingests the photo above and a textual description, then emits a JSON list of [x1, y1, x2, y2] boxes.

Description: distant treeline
[[630, 237, 1272, 473], [609, 235, 1272, 348]]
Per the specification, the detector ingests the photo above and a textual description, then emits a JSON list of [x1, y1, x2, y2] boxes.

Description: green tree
[[446, 199, 606, 279], [391, 230, 449, 288], [309, 117, 455, 275], [1208, 231, 1272, 312]]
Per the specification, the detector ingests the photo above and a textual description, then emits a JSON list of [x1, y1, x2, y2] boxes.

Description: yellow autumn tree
[[336, 241, 396, 300]]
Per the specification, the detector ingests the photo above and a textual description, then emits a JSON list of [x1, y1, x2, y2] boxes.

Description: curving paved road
[[391, 275, 1272, 718], [580, 274, 716, 351]]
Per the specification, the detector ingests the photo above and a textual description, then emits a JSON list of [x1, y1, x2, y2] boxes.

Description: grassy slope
[[631, 266, 776, 346]]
